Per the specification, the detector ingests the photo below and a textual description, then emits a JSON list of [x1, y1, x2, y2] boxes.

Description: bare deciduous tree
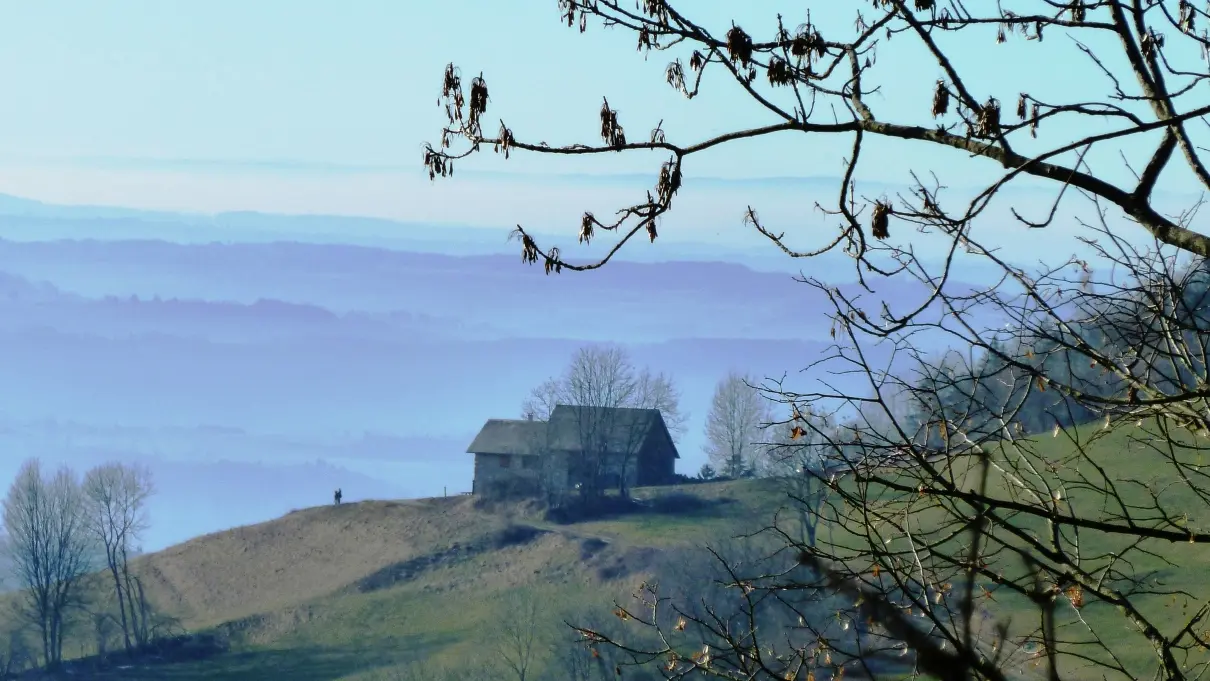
[[523, 345, 685, 500], [82, 462, 154, 657], [2, 459, 92, 671], [489, 591, 548, 681], [704, 372, 773, 479], [425, 1, 1210, 679], [524, 346, 685, 439]]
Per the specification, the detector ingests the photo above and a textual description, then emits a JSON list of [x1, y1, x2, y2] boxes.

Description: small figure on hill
[[334, 488, 342, 506]]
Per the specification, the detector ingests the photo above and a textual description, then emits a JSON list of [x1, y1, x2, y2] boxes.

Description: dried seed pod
[[646, 222, 659, 242], [469, 75, 489, 117], [976, 98, 1001, 138], [915, 0, 933, 9], [1070, 1, 1085, 23], [422, 149, 449, 181], [931, 80, 950, 117], [441, 63, 461, 101], [726, 25, 754, 65], [767, 57, 793, 85], [600, 99, 613, 140], [871, 201, 891, 239], [657, 158, 682, 203], [996, 25, 1007, 43], [650, 121, 666, 144], [494, 123, 515, 158], [544, 247, 562, 275], [665, 60, 685, 92], [790, 31, 811, 60], [600, 98, 626, 148], [518, 230, 539, 265], [642, 0, 667, 22], [1017, 94, 1027, 119], [689, 50, 705, 70], [1030, 103, 1040, 137], [579, 213, 595, 244]]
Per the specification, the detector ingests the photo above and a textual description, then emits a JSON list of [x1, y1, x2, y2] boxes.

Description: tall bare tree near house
[[704, 372, 773, 479], [426, 1, 1210, 678], [2, 459, 92, 671], [82, 462, 154, 657], [523, 346, 686, 440], [522, 345, 684, 500]]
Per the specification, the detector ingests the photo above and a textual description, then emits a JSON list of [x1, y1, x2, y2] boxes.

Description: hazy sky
[[0, 2, 1201, 240]]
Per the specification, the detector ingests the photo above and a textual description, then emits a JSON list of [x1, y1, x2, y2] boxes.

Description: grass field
[[813, 420, 1210, 680], [0, 480, 788, 681]]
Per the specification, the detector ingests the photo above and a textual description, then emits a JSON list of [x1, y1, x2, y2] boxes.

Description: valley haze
[[0, 187, 986, 552]]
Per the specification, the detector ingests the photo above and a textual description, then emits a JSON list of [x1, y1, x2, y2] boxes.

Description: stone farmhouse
[[466, 404, 680, 499]]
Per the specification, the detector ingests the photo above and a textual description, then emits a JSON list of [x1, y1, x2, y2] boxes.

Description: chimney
[[526, 412, 534, 421]]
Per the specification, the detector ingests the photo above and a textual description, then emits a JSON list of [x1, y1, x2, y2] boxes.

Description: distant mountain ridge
[[0, 190, 821, 273], [0, 238, 896, 341]]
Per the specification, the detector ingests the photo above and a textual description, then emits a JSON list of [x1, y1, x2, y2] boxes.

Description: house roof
[[466, 406, 681, 460], [465, 419, 549, 456], [547, 405, 680, 459]]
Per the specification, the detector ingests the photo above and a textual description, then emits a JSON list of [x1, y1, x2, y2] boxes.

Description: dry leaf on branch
[[871, 200, 892, 239]]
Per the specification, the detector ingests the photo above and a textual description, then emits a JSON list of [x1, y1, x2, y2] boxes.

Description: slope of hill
[[0, 480, 784, 681]]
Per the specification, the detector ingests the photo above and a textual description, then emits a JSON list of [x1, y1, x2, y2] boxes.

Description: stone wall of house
[[602, 454, 639, 490], [537, 451, 571, 505], [473, 452, 543, 497], [558, 450, 638, 493]]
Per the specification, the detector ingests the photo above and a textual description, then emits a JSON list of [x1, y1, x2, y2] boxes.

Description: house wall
[[560, 450, 640, 492], [636, 436, 675, 486], [472, 452, 543, 497], [542, 451, 572, 502], [602, 454, 639, 491]]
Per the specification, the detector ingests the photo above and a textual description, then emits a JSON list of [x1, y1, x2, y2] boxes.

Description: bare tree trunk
[[2, 459, 92, 672], [83, 462, 153, 657]]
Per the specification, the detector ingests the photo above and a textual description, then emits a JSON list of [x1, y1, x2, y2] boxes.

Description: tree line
[[0, 458, 155, 674]]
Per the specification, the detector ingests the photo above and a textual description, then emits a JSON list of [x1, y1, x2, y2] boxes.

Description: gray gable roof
[[465, 419, 548, 456], [466, 406, 681, 460], [547, 405, 680, 459]]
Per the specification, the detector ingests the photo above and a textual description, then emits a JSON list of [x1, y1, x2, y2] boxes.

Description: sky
[[0, 0, 1204, 247]]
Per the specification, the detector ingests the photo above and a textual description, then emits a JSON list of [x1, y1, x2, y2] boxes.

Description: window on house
[[499, 455, 512, 468], [521, 456, 538, 470]]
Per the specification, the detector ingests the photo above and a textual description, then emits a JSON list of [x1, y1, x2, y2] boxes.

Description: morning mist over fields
[[0, 169, 1172, 551], [0, 173, 1020, 552]]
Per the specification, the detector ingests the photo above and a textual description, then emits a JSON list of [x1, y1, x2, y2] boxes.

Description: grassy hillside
[[9, 421, 1202, 681], [812, 421, 1210, 680], [0, 480, 785, 681]]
